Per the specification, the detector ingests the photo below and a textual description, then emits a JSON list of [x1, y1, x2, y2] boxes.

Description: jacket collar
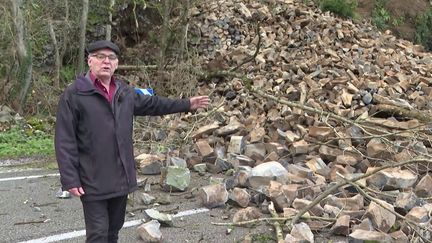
[[75, 72, 123, 93]]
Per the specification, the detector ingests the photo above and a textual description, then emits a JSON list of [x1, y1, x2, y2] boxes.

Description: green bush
[[416, 8, 432, 51], [319, 0, 357, 19], [0, 125, 54, 159], [372, 0, 391, 29], [60, 65, 77, 83]]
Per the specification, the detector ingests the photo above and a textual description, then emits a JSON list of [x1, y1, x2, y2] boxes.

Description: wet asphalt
[[0, 165, 273, 243]]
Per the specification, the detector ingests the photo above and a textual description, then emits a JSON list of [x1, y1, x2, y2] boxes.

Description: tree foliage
[[1, 0, 199, 115], [416, 8, 432, 51]]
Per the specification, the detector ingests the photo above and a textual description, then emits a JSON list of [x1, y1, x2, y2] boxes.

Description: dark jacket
[[55, 74, 190, 201]]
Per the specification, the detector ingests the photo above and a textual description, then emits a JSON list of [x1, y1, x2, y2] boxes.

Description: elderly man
[[55, 40, 209, 242]]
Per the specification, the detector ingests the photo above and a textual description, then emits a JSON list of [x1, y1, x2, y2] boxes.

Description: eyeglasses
[[90, 53, 118, 61]]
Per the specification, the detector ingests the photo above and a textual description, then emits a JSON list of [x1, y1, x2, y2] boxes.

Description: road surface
[[0, 164, 273, 243]]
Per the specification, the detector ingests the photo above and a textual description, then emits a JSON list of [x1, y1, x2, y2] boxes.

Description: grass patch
[[319, 0, 357, 19], [0, 125, 54, 159]]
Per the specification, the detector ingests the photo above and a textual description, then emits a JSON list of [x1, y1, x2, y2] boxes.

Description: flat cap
[[87, 40, 120, 55]]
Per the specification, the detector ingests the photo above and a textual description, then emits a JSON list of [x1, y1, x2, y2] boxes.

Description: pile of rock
[[135, 0, 432, 241]]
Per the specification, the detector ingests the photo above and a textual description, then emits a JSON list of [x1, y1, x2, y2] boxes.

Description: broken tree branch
[[211, 215, 335, 227], [341, 176, 432, 242], [118, 65, 160, 70], [269, 202, 284, 243], [250, 87, 380, 137], [183, 100, 225, 140], [370, 104, 432, 123], [290, 157, 431, 227], [14, 219, 50, 225], [230, 23, 261, 72]]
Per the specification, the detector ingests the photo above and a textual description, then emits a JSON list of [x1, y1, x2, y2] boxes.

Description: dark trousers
[[81, 195, 128, 243]]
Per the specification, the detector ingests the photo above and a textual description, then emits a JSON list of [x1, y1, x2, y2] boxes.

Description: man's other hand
[[69, 187, 85, 197], [190, 96, 210, 110]]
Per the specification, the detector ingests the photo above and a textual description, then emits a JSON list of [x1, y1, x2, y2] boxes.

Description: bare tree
[[179, 0, 190, 59], [77, 0, 89, 75], [10, 0, 32, 112], [159, 0, 172, 69], [48, 19, 60, 88], [106, 0, 115, 41], [60, 0, 69, 68]]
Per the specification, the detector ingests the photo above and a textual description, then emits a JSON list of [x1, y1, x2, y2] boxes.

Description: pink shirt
[[89, 72, 116, 103]]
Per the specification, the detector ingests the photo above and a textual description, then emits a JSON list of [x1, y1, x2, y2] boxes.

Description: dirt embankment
[[357, 0, 430, 41]]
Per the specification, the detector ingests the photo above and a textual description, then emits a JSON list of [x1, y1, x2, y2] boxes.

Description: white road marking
[[19, 207, 210, 243], [0, 168, 44, 174], [0, 173, 60, 182]]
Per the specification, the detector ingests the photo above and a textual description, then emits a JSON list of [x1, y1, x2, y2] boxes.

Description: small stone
[[167, 157, 187, 168], [305, 157, 330, 177], [284, 234, 298, 242], [137, 220, 163, 243], [291, 140, 309, 155], [191, 123, 220, 139], [265, 142, 288, 156], [415, 174, 432, 198], [215, 157, 234, 171], [195, 140, 214, 158], [268, 181, 291, 211], [157, 194, 171, 205], [287, 164, 313, 179], [249, 161, 289, 189], [250, 127, 266, 143], [323, 204, 342, 218], [395, 192, 418, 214], [290, 222, 314, 243], [235, 169, 250, 187], [243, 143, 266, 161], [336, 154, 360, 166], [330, 215, 350, 236], [137, 154, 164, 175], [160, 166, 190, 192], [292, 198, 324, 216], [283, 208, 300, 218], [367, 168, 417, 190], [349, 229, 391, 242], [352, 218, 374, 232], [229, 187, 250, 208], [366, 138, 394, 159], [236, 3, 252, 18], [236, 155, 255, 167], [284, 130, 300, 143], [406, 206, 429, 223], [389, 230, 409, 243], [198, 183, 229, 208], [232, 207, 262, 223], [215, 120, 245, 137], [138, 193, 156, 205], [225, 90, 237, 100], [193, 163, 207, 174], [308, 126, 333, 140], [186, 154, 202, 168], [362, 92, 373, 105], [227, 136, 246, 154], [144, 209, 173, 226], [364, 199, 396, 232], [319, 145, 342, 161]]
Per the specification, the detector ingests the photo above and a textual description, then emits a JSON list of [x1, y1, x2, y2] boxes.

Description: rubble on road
[[137, 220, 163, 243], [133, 0, 432, 241]]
